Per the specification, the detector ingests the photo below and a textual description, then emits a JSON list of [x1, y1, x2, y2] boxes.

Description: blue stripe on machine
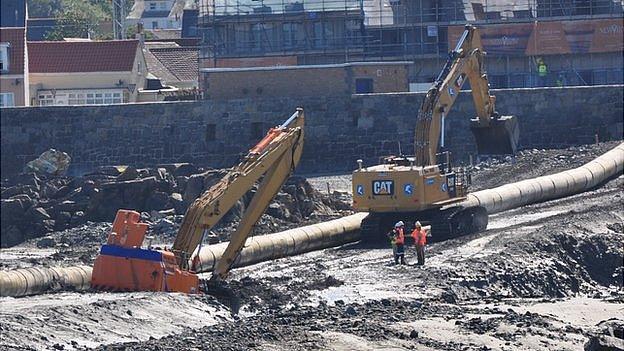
[[100, 245, 163, 262]]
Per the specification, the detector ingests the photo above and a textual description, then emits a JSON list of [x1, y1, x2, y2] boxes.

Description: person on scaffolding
[[388, 221, 406, 265]]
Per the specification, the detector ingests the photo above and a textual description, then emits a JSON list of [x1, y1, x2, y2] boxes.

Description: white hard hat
[[415, 221, 422, 227], [395, 221, 404, 227]]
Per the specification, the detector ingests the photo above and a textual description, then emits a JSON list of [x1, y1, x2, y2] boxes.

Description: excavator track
[[359, 206, 488, 244], [429, 206, 488, 242]]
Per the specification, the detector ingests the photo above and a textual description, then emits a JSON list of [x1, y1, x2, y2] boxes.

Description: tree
[[44, 0, 111, 40], [27, 0, 63, 18]]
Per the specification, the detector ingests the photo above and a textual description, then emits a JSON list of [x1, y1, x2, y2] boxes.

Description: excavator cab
[[470, 114, 519, 157]]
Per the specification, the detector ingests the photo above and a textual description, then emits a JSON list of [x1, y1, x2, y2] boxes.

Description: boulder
[[93, 165, 126, 177], [70, 211, 86, 227], [24, 149, 71, 176], [175, 176, 189, 194], [1, 199, 27, 222], [79, 180, 97, 197], [183, 174, 205, 204], [266, 202, 284, 219], [117, 167, 139, 181], [54, 211, 72, 230], [9, 194, 35, 212], [584, 335, 624, 351], [37, 236, 56, 248], [156, 163, 198, 177], [170, 193, 186, 214], [146, 191, 171, 211], [1, 225, 23, 248], [26, 207, 51, 221], [53, 185, 73, 199], [10, 172, 41, 191]]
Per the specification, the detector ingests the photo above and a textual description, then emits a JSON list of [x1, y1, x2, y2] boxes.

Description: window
[[68, 92, 85, 105], [158, 2, 168, 10], [152, 21, 159, 29], [38, 93, 54, 106], [282, 22, 300, 49], [313, 22, 324, 48], [250, 23, 264, 52], [0, 93, 15, 107], [0, 43, 9, 72], [355, 78, 374, 93], [149, 2, 157, 10], [39, 90, 124, 106], [312, 22, 334, 48], [205, 124, 216, 141]]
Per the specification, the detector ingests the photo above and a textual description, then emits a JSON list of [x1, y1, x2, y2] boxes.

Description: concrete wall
[[1, 85, 622, 177], [201, 62, 409, 100]]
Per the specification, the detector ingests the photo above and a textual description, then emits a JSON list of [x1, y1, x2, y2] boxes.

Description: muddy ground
[[0, 142, 623, 351]]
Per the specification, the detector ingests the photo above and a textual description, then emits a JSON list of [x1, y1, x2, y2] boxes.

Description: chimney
[[135, 22, 145, 44]]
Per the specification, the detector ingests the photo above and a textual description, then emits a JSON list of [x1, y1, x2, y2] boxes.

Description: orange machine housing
[[91, 210, 199, 293]]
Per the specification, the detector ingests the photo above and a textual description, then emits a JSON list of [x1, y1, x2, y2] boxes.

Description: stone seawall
[[1, 85, 622, 176]]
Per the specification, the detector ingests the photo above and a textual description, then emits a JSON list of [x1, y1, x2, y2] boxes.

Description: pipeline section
[[0, 265, 92, 297], [193, 212, 367, 273], [461, 142, 624, 214], [1, 142, 623, 296]]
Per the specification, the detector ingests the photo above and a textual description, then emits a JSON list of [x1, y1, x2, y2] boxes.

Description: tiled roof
[[151, 47, 197, 82], [28, 40, 139, 73], [0, 27, 25, 74], [144, 43, 197, 83]]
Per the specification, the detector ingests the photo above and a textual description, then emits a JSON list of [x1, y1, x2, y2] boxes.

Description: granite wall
[[2, 85, 622, 177]]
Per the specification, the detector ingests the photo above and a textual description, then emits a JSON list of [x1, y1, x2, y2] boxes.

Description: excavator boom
[[414, 25, 519, 166], [174, 109, 305, 280], [91, 109, 305, 292]]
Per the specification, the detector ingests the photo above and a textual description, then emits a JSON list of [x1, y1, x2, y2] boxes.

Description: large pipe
[[0, 266, 92, 297], [461, 142, 624, 214], [193, 213, 367, 273], [2, 143, 623, 296]]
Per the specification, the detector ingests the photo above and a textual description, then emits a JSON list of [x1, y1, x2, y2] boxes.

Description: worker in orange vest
[[411, 221, 427, 266], [388, 221, 406, 265]]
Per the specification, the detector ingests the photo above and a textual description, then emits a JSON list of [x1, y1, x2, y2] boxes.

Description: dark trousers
[[415, 245, 425, 265], [394, 244, 406, 264]]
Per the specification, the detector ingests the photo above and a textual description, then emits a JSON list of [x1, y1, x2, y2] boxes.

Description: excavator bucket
[[470, 115, 519, 156]]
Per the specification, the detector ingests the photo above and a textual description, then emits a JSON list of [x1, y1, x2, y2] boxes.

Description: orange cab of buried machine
[[91, 210, 199, 293]]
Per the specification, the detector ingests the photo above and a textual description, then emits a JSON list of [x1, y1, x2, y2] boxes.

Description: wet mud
[[1, 142, 623, 350]]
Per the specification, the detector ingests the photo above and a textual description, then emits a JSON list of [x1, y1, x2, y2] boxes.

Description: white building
[[126, 0, 195, 31]]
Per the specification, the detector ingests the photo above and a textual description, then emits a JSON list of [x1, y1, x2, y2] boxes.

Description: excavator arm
[[414, 25, 519, 166], [172, 109, 305, 280]]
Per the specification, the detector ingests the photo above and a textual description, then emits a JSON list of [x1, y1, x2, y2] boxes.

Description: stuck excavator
[[352, 25, 520, 242], [91, 109, 305, 293]]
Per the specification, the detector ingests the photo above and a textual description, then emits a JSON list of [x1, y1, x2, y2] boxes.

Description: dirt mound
[[470, 141, 621, 191]]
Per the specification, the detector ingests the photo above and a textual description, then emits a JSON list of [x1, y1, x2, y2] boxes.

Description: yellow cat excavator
[[352, 25, 519, 242], [91, 109, 305, 293]]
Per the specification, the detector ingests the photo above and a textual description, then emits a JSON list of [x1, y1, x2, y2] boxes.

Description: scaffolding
[[197, 0, 624, 88]]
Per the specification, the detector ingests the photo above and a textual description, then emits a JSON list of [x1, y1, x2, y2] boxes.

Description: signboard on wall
[[448, 18, 623, 56]]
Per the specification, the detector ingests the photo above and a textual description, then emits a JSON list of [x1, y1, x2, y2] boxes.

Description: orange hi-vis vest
[[394, 227, 405, 245], [412, 228, 427, 246]]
